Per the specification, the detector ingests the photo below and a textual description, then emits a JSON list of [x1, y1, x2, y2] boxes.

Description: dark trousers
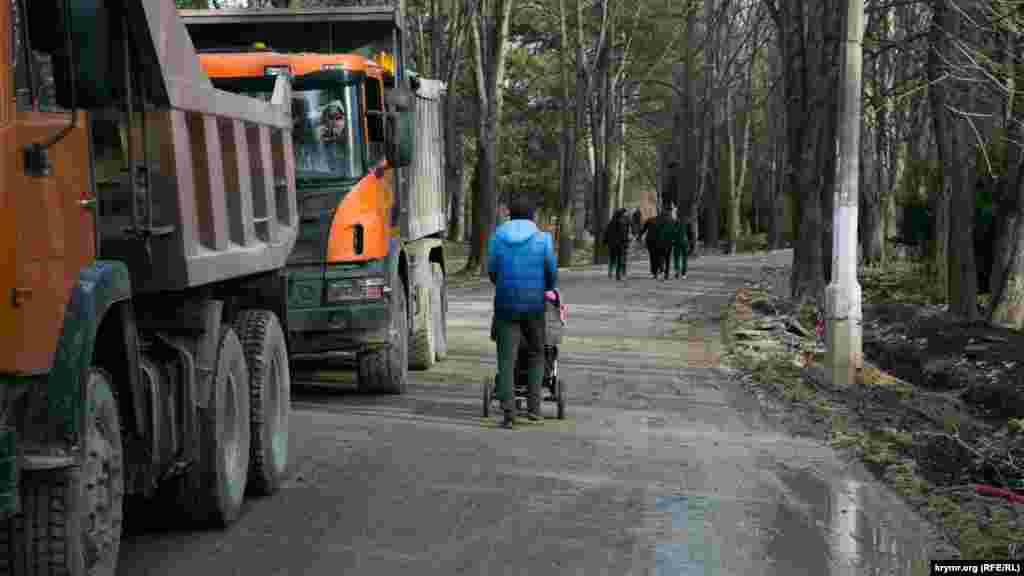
[[656, 247, 672, 279], [672, 242, 689, 276], [646, 241, 659, 276], [608, 246, 627, 280], [493, 312, 545, 415]]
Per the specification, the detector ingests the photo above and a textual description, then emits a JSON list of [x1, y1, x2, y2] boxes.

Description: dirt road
[[118, 249, 944, 575]]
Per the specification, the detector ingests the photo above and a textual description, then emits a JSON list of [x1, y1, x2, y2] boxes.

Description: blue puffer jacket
[[487, 219, 558, 316]]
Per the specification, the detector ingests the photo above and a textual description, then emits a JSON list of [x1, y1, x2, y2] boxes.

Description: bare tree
[[466, 0, 517, 275], [763, 0, 843, 302]]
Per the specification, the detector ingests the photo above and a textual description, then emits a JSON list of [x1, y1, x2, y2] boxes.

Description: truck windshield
[[209, 80, 364, 182], [291, 85, 363, 181]]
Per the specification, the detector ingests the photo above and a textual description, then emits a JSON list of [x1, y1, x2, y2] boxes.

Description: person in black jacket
[[652, 205, 676, 281], [639, 216, 659, 278], [603, 209, 631, 280]]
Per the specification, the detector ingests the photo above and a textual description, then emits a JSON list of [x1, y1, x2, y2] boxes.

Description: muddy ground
[[726, 264, 1024, 560]]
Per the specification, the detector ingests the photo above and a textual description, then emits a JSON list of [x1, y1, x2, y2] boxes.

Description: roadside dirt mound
[[724, 274, 1024, 560], [864, 303, 1024, 420]]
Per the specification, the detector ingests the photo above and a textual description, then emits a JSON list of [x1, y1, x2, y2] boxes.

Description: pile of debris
[[724, 266, 1024, 560], [863, 303, 1024, 420], [728, 273, 824, 366]]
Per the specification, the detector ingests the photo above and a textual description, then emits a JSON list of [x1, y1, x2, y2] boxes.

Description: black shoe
[[501, 411, 515, 429]]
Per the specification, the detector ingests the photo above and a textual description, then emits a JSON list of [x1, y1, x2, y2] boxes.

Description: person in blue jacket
[[487, 195, 558, 428]]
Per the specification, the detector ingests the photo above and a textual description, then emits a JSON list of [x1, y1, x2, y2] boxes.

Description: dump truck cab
[[198, 48, 408, 365], [185, 6, 449, 396], [0, 0, 99, 518]]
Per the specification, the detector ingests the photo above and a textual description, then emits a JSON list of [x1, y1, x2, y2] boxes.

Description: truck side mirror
[[385, 86, 413, 113], [384, 112, 413, 169]]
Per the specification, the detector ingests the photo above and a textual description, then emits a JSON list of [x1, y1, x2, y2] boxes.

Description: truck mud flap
[[150, 334, 199, 483], [0, 427, 15, 517]]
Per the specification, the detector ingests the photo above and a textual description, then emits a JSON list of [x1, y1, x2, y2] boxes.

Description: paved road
[[118, 249, 942, 575]]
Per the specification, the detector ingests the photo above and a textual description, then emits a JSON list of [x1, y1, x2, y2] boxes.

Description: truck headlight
[[326, 276, 388, 302]]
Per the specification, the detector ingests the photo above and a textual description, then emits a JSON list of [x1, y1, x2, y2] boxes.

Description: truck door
[[0, 0, 95, 375]]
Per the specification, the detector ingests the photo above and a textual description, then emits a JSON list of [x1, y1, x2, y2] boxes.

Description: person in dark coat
[[631, 209, 643, 242], [640, 216, 660, 278], [653, 206, 676, 281], [603, 208, 630, 280], [672, 216, 691, 279]]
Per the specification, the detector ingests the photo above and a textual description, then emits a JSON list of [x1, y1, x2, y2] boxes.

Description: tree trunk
[[589, 15, 612, 266], [466, 153, 483, 270], [726, 91, 738, 254], [989, 24, 1023, 324], [468, 0, 515, 278], [684, 5, 700, 250], [768, 42, 786, 250], [444, 93, 464, 242], [926, 0, 951, 301], [556, 0, 574, 266], [476, 125, 498, 277]]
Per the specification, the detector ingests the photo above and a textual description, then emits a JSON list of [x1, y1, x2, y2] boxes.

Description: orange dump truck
[[1, 0, 297, 573], [182, 5, 449, 395]]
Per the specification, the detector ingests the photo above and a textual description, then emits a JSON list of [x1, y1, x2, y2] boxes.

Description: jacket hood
[[496, 219, 540, 245]]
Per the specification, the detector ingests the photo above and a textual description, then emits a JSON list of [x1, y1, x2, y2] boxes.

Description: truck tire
[[431, 262, 448, 362], [357, 284, 409, 395], [234, 310, 290, 497], [0, 368, 123, 576], [409, 286, 436, 371], [184, 327, 251, 527]]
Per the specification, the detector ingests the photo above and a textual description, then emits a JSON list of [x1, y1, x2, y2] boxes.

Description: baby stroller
[[483, 289, 567, 420]]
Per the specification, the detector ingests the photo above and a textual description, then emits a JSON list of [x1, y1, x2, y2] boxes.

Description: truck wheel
[[234, 310, 290, 497], [409, 285, 436, 371], [357, 284, 409, 394], [0, 368, 123, 576], [431, 262, 448, 362], [189, 327, 251, 527]]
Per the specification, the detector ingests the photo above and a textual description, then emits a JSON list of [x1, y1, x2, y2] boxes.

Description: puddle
[[763, 463, 932, 575], [654, 495, 720, 575], [647, 463, 934, 576]]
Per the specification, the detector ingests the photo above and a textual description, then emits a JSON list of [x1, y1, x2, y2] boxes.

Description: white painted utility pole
[[825, 0, 865, 386]]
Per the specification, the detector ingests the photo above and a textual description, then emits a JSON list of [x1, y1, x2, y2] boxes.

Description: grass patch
[[859, 262, 946, 307], [735, 233, 768, 253]]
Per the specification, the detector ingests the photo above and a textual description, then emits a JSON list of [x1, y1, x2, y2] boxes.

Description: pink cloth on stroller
[[545, 289, 567, 324]]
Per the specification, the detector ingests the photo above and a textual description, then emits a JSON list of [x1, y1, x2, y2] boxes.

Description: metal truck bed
[[98, 0, 298, 294], [403, 78, 447, 241]]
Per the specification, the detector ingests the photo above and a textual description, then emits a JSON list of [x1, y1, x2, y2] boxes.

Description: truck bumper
[[287, 300, 391, 356], [0, 426, 16, 518]]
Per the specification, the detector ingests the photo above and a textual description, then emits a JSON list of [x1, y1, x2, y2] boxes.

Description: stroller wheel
[[483, 376, 493, 418], [556, 378, 566, 420]]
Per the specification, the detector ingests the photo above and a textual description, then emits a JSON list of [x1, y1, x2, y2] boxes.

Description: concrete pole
[[825, 0, 865, 386]]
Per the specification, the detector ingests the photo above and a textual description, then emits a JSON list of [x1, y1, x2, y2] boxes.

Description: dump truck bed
[[98, 0, 298, 294], [403, 78, 446, 241]]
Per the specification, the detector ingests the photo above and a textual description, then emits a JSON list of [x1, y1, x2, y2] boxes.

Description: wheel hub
[[223, 372, 245, 497], [269, 352, 288, 473]]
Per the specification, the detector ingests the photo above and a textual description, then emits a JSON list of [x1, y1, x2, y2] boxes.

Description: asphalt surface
[[117, 248, 943, 576]]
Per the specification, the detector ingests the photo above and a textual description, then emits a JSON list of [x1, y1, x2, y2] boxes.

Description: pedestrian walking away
[[673, 216, 690, 279], [653, 205, 675, 281], [640, 217, 660, 278], [603, 208, 630, 281], [487, 196, 558, 428]]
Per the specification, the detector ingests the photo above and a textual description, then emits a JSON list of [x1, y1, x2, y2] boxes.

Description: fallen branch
[[917, 431, 1024, 487], [974, 484, 1024, 505]]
